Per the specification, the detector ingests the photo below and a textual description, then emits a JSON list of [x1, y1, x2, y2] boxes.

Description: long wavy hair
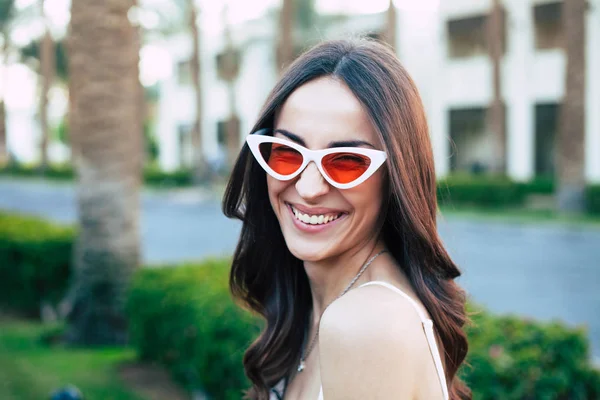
[[223, 38, 470, 400]]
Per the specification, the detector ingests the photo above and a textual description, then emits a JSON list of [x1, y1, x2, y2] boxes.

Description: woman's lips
[[286, 203, 347, 233]]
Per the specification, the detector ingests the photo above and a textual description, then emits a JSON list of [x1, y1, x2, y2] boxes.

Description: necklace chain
[[297, 249, 387, 373]]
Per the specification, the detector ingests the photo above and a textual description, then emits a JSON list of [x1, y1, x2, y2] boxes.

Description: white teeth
[[290, 205, 341, 225]]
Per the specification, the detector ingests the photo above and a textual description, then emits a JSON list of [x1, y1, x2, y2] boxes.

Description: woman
[[223, 39, 470, 400]]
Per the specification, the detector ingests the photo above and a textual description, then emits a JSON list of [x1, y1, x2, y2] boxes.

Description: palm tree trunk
[[385, 0, 397, 50], [277, 0, 294, 72], [39, 1, 54, 173], [557, 0, 586, 213], [223, 8, 240, 170], [66, 0, 142, 345], [188, 0, 205, 184], [487, 0, 506, 174]]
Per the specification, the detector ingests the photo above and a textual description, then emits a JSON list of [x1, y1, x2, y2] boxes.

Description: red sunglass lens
[[259, 142, 303, 176], [322, 153, 371, 184]]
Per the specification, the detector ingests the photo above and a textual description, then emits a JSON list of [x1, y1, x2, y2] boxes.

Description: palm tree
[[66, 0, 143, 345], [385, 0, 397, 50], [188, 0, 205, 183], [0, 0, 15, 167], [557, 0, 586, 213], [487, 0, 505, 174], [221, 5, 240, 169], [277, 0, 294, 72], [39, 0, 54, 173]]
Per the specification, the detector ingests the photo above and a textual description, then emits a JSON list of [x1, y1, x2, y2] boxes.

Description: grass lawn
[[0, 319, 146, 400]]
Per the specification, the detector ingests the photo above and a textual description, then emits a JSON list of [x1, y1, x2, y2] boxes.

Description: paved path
[[1, 178, 599, 361]]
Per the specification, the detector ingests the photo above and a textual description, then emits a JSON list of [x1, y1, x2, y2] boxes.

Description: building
[[146, 0, 600, 182]]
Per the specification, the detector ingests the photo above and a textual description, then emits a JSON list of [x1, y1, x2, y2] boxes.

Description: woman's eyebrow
[[328, 140, 376, 149], [274, 129, 376, 149], [273, 129, 305, 146]]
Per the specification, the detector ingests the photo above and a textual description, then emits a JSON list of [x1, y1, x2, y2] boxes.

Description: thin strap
[[357, 281, 449, 400], [270, 378, 285, 400], [358, 281, 429, 322]]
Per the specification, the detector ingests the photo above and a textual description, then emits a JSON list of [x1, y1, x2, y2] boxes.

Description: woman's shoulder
[[319, 281, 428, 349], [318, 282, 431, 397]]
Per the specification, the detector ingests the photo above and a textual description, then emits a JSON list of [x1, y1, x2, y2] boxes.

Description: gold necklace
[[297, 250, 387, 372]]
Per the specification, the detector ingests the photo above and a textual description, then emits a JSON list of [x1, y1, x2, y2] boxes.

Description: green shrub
[[0, 163, 75, 180], [126, 259, 600, 399], [0, 212, 74, 317], [126, 259, 262, 400], [0, 163, 194, 188], [143, 166, 193, 188], [463, 308, 600, 399], [587, 185, 600, 215], [437, 175, 527, 208], [519, 176, 555, 195]]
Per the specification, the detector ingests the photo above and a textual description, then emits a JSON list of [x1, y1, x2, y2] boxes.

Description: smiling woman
[[222, 39, 470, 400]]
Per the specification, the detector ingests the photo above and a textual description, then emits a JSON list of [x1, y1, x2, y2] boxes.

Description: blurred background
[[0, 0, 599, 399]]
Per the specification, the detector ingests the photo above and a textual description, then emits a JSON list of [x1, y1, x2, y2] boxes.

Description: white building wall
[[396, 5, 450, 176], [586, 0, 600, 182], [445, 57, 493, 108], [505, 0, 536, 181], [234, 37, 277, 142], [200, 30, 229, 164], [154, 0, 598, 183], [440, 0, 492, 18], [533, 50, 565, 102], [155, 16, 277, 171]]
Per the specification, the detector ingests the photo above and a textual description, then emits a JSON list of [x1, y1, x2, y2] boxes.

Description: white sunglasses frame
[[246, 132, 387, 190]]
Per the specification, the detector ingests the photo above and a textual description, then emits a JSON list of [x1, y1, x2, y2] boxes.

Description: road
[[1, 178, 599, 361]]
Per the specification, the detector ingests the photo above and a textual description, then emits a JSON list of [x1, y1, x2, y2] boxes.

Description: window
[[217, 120, 227, 147], [216, 49, 240, 81], [535, 103, 559, 177], [177, 59, 193, 86], [447, 15, 488, 58], [534, 2, 563, 50], [178, 124, 192, 167], [449, 108, 493, 173]]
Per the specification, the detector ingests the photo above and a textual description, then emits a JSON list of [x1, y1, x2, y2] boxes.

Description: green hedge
[[128, 261, 600, 400], [0, 212, 74, 317], [0, 163, 74, 181], [0, 163, 194, 188], [465, 309, 600, 399], [126, 260, 262, 400], [437, 175, 600, 213], [587, 185, 600, 215], [437, 175, 528, 208], [518, 176, 555, 195], [143, 166, 193, 187], [2, 212, 599, 398]]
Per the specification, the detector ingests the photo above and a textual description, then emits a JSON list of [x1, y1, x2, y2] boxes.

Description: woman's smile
[[285, 202, 349, 233]]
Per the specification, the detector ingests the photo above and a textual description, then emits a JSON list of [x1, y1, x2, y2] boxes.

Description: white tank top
[[271, 280, 449, 400]]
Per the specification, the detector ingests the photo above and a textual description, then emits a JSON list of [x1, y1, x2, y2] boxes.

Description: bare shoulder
[[318, 283, 430, 399]]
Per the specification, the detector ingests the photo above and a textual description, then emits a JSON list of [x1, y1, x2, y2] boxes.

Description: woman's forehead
[[274, 76, 378, 148]]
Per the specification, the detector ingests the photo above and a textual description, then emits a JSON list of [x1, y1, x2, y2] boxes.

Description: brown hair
[[223, 38, 470, 400]]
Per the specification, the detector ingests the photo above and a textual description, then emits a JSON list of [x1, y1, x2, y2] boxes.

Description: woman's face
[[268, 76, 386, 262]]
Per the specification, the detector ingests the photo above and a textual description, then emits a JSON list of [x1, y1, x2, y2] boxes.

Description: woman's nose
[[295, 162, 330, 200]]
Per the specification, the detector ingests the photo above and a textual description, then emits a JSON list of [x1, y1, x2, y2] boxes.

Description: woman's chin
[[286, 242, 334, 263]]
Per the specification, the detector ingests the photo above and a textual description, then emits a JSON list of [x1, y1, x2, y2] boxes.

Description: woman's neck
[[303, 239, 387, 324]]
